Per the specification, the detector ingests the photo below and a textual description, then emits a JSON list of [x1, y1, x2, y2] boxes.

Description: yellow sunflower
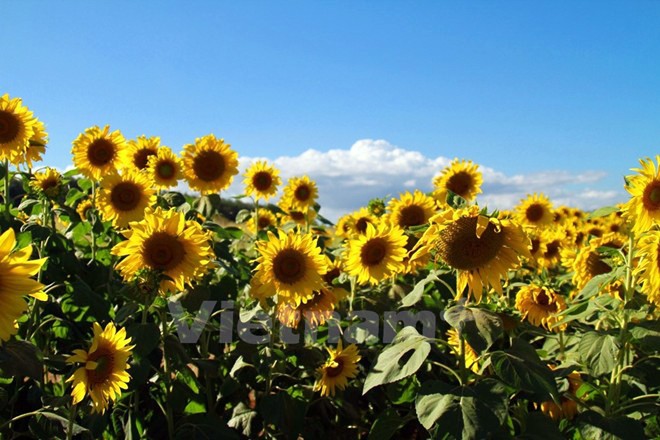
[[254, 230, 327, 306], [277, 287, 338, 328], [515, 285, 567, 331], [76, 199, 94, 221], [413, 206, 530, 302], [97, 171, 156, 228], [182, 134, 239, 195], [17, 118, 47, 168], [536, 229, 565, 270], [124, 135, 161, 171], [515, 193, 554, 229], [66, 322, 134, 414], [245, 208, 278, 234], [539, 370, 582, 421], [349, 207, 378, 235], [335, 214, 355, 239], [0, 228, 47, 341], [622, 156, 660, 233], [385, 190, 436, 229], [243, 160, 281, 201], [314, 341, 361, 397], [433, 159, 483, 204], [278, 202, 317, 227], [71, 125, 128, 180], [344, 223, 408, 286], [112, 207, 215, 294], [635, 231, 660, 306], [146, 146, 183, 189], [30, 167, 62, 198], [0, 94, 37, 163], [571, 233, 624, 291], [447, 328, 480, 373], [248, 275, 276, 310], [282, 175, 318, 210]]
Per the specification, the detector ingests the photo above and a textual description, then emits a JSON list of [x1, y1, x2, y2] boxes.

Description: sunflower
[[277, 287, 338, 328], [17, 118, 47, 168], [571, 233, 624, 291], [245, 208, 278, 234], [254, 230, 327, 306], [635, 231, 660, 306], [536, 229, 565, 270], [0, 228, 47, 341], [66, 322, 134, 414], [97, 171, 156, 228], [515, 193, 554, 229], [112, 207, 215, 294], [447, 328, 479, 373], [348, 207, 378, 235], [243, 160, 281, 201], [0, 94, 38, 164], [539, 370, 582, 421], [30, 167, 62, 198], [402, 234, 429, 275], [386, 190, 436, 229], [125, 135, 161, 171], [248, 275, 276, 309], [71, 125, 127, 180], [282, 175, 318, 210], [279, 202, 317, 227], [622, 156, 660, 233], [433, 159, 483, 204], [146, 146, 183, 189], [335, 214, 355, 239], [76, 199, 94, 221], [413, 206, 531, 302], [515, 284, 567, 331], [314, 341, 361, 397], [344, 223, 407, 286], [182, 134, 239, 195]]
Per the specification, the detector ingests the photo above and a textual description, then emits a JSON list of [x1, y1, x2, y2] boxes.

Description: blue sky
[[4, 1, 660, 218]]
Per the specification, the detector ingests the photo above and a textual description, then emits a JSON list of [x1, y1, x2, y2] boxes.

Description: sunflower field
[[0, 92, 659, 440]]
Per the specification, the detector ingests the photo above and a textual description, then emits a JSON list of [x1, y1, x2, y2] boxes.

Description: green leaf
[[399, 270, 441, 308], [0, 340, 43, 380], [587, 205, 619, 219], [259, 392, 306, 438], [578, 331, 620, 377], [490, 341, 558, 400], [368, 408, 406, 440], [444, 305, 503, 353], [363, 327, 431, 394], [518, 412, 564, 439], [577, 411, 646, 440], [415, 379, 508, 438], [228, 402, 258, 437], [235, 209, 252, 224], [39, 411, 89, 436]]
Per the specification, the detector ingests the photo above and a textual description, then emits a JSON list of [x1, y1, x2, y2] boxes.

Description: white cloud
[[180, 139, 626, 222]]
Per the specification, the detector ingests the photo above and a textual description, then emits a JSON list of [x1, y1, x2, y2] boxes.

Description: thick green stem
[[4, 159, 10, 212], [459, 332, 467, 384], [160, 309, 175, 440], [66, 404, 77, 440]]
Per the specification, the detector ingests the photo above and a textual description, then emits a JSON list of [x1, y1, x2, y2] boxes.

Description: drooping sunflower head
[[182, 134, 239, 195], [515, 284, 567, 331], [282, 175, 318, 210], [244, 160, 281, 201], [515, 193, 554, 229], [385, 190, 436, 229], [433, 159, 483, 204], [0, 94, 37, 163], [66, 322, 134, 414], [76, 199, 94, 221], [413, 206, 531, 302], [633, 231, 660, 306], [254, 230, 327, 306], [71, 125, 127, 180], [344, 222, 408, 286], [97, 170, 156, 228], [30, 167, 62, 198], [277, 287, 339, 329], [112, 207, 215, 294], [146, 146, 183, 189], [245, 208, 278, 234], [0, 228, 47, 341], [314, 341, 361, 397], [125, 135, 161, 171], [15, 118, 47, 168], [622, 155, 660, 233]]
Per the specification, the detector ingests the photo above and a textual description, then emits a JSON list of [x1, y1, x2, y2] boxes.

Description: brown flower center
[[530, 238, 541, 254], [360, 237, 388, 266], [134, 148, 157, 170], [438, 216, 505, 270], [257, 215, 272, 229], [323, 266, 341, 284], [289, 211, 306, 222], [446, 171, 473, 198], [87, 138, 116, 167], [87, 346, 115, 387], [586, 251, 611, 278], [355, 217, 370, 233], [143, 232, 186, 270], [535, 289, 551, 306], [325, 358, 345, 378], [588, 227, 603, 238], [294, 185, 311, 202], [273, 249, 306, 284], [0, 110, 20, 144], [157, 161, 176, 179], [544, 240, 561, 260], [525, 204, 546, 223], [193, 150, 225, 181], [252, 171, 273, 191], [110, 182, 142, 212], [398, 205, 426, 228], [643, 180, 660, 211]]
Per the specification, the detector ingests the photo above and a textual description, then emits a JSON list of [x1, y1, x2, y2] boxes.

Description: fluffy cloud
[[193, 139, 625, 221]]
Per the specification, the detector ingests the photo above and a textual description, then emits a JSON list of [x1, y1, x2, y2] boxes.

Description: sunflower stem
[[66, 403, 77, 440], [160, 309, 175, 440], [348, 277, 356, 313], [3, 159, 10, 213], [459, 332, 467, 384], [254, 198, 259, 240], [91, 180, 97, 262]]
